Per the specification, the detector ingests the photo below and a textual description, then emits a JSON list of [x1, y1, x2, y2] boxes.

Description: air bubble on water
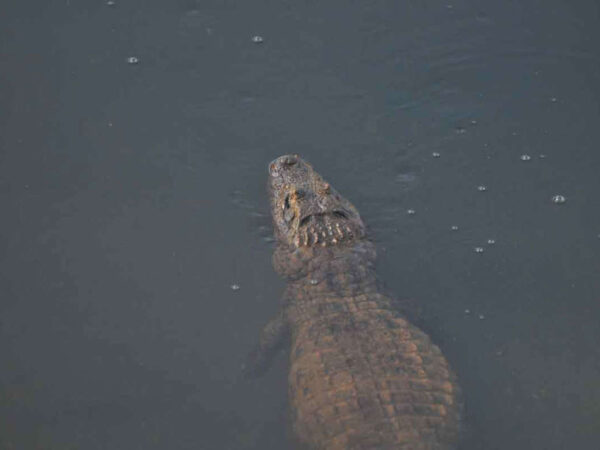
[[455, 127, 466, 134], [251, 35, 264, 44], [470, 119, 477, 125], [487, 239, 496, 245], [539, 154, 547, 159], [432, 152, 441, 158], [552, 195, 566, 204], [126, 56, 139, 65], [230, 284, 240, 291], [477, 185, 487, 192], [451, 225, 459, 231], [474, 247, 484, 253], [520, 154, 531, 161], [550, 97, 558, 103], [106, 0, 116, 5], [464, 309, 471, 314], [479, 314, 485, 320], [407, 209, 416, 215]]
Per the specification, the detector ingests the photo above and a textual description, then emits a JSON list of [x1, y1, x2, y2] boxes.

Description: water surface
[[1, 0, 599, 449]]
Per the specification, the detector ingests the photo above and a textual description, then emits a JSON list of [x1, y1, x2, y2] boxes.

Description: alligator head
[[268, 154, 366, 250]]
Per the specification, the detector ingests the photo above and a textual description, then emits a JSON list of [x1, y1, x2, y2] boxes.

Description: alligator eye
[[284, 208, 295, 223], [299, 216, 311, 227]]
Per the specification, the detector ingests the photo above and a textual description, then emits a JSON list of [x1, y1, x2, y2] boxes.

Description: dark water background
[[1, 0, 599, 449]]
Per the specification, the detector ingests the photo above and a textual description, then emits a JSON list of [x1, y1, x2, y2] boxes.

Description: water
[[1, 0, 599, 448]]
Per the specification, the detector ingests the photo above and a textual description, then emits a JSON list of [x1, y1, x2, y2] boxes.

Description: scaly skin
[[246, 155, 461, 450]]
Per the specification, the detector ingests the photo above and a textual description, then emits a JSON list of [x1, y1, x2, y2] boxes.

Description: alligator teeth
[[308, 227, 317, 246], [311, 230, 319, 245], [299, 220, 352, 247], [335, 223, 344, 238]]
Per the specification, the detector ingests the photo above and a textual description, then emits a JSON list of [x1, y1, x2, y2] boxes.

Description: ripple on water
[[394, 172, 420, 191]]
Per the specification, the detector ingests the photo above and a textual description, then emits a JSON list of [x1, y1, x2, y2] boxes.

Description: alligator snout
[[269, 154, 300, 176]]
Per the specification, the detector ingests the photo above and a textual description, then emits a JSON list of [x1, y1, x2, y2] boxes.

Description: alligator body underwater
[[245, 155, 461, 450]]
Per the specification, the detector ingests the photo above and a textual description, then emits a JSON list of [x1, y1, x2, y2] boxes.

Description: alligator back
[[287, 292, 460, 450], [247, 155, 462, 449]]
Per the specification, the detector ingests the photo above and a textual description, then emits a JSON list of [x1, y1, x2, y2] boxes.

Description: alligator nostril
[[269, 155, 299, 175], [282, 155, 298, 167]]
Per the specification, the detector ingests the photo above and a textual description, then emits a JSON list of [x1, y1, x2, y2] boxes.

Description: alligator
[[245, 154, 461, 450]]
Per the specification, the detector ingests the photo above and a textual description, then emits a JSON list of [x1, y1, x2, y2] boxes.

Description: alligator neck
[[278, 240, 379, 300]]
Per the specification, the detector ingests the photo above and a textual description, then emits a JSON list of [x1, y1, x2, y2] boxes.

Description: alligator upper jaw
[[298, 210, 349, 228]]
